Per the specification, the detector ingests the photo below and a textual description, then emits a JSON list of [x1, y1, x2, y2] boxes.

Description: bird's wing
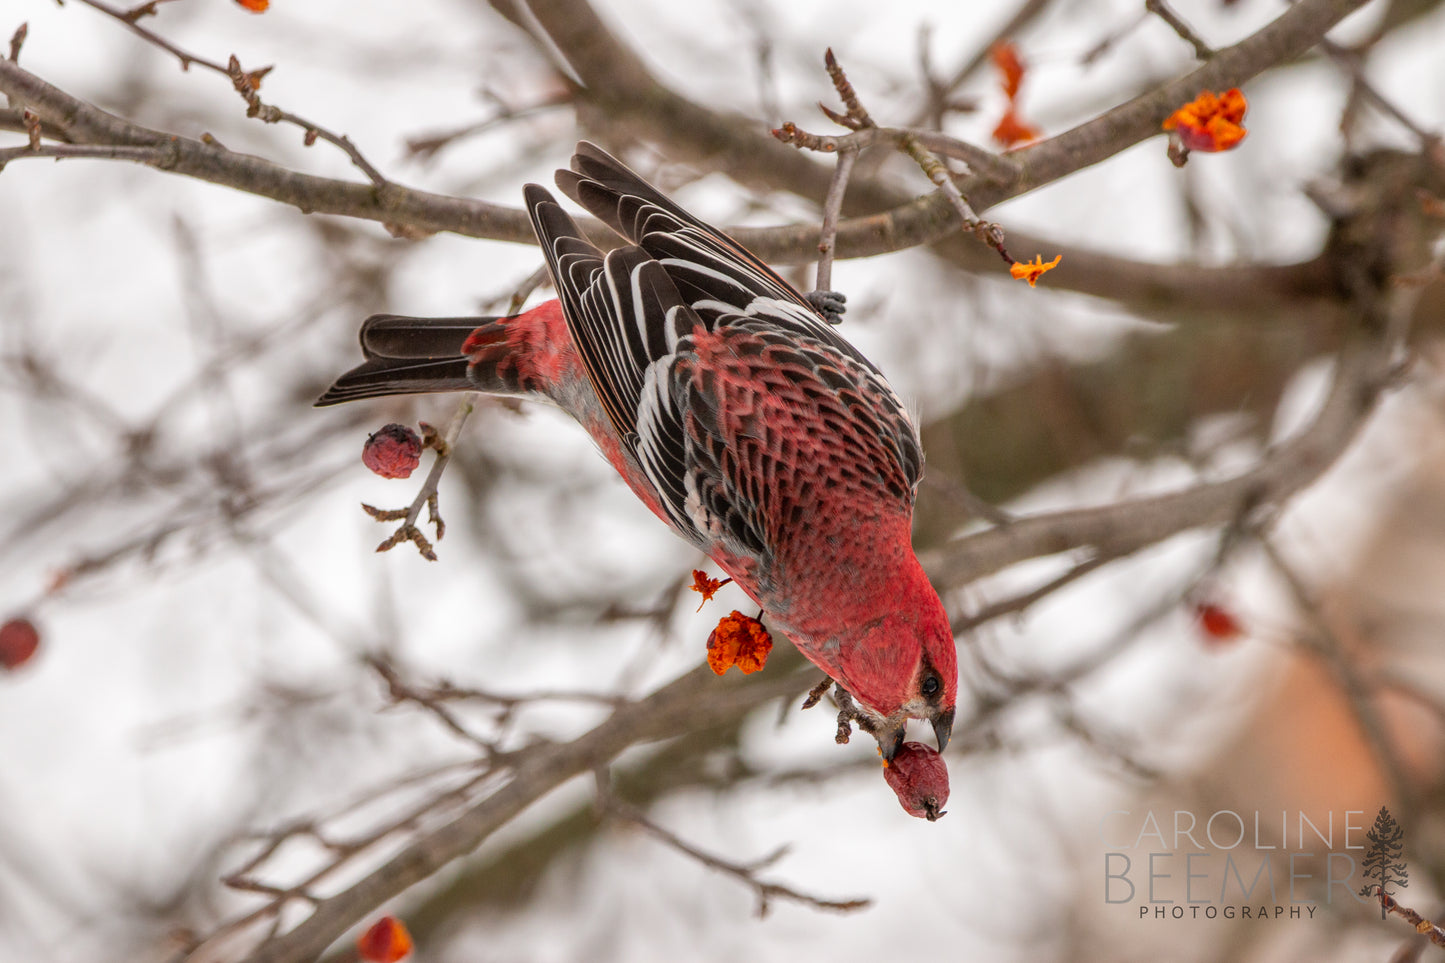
[[527, 145, 923, 557], [524, 183, 701, 541], [557, 141, 871, 360]]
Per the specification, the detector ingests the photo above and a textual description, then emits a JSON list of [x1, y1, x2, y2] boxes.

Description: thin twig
[[366, 656, 502, 757], [223, 55, 388, 187], [404, 93, 571, 162], [953, 549, 1113, 633], [223, 663, 813, 963], [73, 0, 230, 72], [925, 332, 1394, 587], [68, 0, 390, 186], [198, 764, 502, 955], [1373, 890, 1445, 949], [906, 0, 1056, 126], [782, 49, 1015, 265], [1320, 37, 1439, 149], [0, 140, 163, 168], [1081, 10, 1149, 67], [119, 0, 184, 23], [814, 147, 856, 293], [367, 396, 477, 560], [1145, 0, 1216, 61], [0, 0, 1369, 275], [7, 22, 25, 62], [1257, 534, 1417, 824], [771, 123, 1018, 184], [595, 772, 870, 917], [507, 264, 550, 314]]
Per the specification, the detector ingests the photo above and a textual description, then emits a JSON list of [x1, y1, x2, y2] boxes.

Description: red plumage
[[318, 143, 957, 759]]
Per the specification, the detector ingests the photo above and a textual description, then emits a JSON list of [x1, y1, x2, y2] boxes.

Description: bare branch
[[783, 49, 1014, 266], [227, 663, 815, 963], [1145, 0, 1216, 61], [0, 57, 536, 243], [364, 401, 477, 560], [0, 0, 1358, 321], [1321, 37, 1441, 149], [7, 22, 25, 62], [904, 0, 1057, 127], [1257, 535, 1418, 823], [1372, 890, 1445, 949], [595, 774, 869, 917], [69, 0, 390, 184], [0, 141, 167, 167], [813, 147, 856, 294], [924, 330, 1396, 588]]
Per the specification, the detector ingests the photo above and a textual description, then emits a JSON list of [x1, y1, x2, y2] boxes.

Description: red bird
[[317, 143, 957, 759]]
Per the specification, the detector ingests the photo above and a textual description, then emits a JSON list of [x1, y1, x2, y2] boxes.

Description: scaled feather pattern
[[318, 142, 959, 760]]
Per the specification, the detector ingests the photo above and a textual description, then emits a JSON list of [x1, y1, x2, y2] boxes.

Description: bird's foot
[[832, 686, 878, 745], [805, 289, 847, 325], [800, 676, 833, 710]]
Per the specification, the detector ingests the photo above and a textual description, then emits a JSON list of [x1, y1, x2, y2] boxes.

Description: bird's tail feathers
[[315, 314, 498, 407]]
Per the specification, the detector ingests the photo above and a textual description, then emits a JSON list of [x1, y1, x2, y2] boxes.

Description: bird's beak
[[875, 721, 907, 762], [932, 708, 954, 753]]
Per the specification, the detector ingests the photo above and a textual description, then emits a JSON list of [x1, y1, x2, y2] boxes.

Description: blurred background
[[1, 0, 1443, 960]]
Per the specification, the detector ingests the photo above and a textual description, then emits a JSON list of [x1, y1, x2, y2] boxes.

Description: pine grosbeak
[[317, 143, 957, 758]]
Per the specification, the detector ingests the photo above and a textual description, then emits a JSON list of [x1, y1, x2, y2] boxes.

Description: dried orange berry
[[1163, 88, 1248, 153], [705, 611, 772, 675]]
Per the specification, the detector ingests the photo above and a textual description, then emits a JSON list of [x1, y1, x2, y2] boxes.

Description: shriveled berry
[[0, 617, 41, 670], [882, 741, 950, 820], [363, 424, 423, 479]]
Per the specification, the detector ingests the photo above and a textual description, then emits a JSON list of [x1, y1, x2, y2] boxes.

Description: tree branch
[[0, 58, 537, 244], [0, 3, 1350, 324], [226, 663, 814, 963], [923, 327, 1396, 588]]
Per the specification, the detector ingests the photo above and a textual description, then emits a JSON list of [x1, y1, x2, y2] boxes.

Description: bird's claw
[[805, 289, 847, 325]]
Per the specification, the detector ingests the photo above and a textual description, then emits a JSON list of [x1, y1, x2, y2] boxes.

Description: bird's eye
[[920, 675, 940, 698]]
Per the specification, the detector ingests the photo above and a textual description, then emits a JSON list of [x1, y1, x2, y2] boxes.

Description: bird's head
[[831, 569, 957, 762]]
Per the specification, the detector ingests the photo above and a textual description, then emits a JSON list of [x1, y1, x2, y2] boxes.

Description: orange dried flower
[[706, 611, 772, 675], [991, 106, 1041, 148], [990, 42, 1027, 101], [1163, 88, 1248, 153], [989, 41, 1042, 148], [235, 0, 269, 10], [689, 569, 732, 611], [357, 916, 413, 963], [1009, 254, 1062, 287]]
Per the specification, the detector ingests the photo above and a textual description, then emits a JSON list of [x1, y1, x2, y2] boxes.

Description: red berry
[[882, 741, 950, 820], [1194, 602, 1243, 645], [362, 424, 423, 479], [357, 916, 413, 962], [0, 617, 41, 670]]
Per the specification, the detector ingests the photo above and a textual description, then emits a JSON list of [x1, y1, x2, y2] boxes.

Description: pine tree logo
[[1359, 805, 1409, 918]]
